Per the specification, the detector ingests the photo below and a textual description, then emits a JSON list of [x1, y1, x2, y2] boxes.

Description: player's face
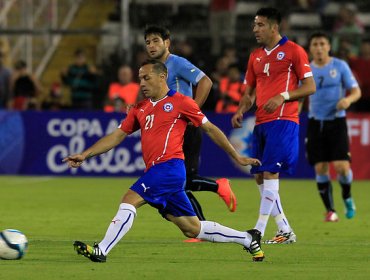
[[309, 37, 331, 62], [145, 34, 169, 60], [253, 16, 275, 45], [138, 64, 164, 100]]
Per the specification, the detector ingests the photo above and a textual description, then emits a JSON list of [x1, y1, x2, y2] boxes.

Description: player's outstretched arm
[[63, 128, 127, 168], [201, 121, 260, 166]]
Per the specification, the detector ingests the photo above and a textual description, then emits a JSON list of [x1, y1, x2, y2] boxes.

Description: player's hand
[[231, 111, 244, 128], [235, 156, 261, 166], [62, 154, 86, 168], [336, 98, 351, 110], [263, 95, 285, 113]]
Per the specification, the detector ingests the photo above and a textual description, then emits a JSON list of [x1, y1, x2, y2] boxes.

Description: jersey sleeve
[[292, 45, 313, 80], [180, 96, 208, 127], [176, 56, 205, 86], [119, 108, 140, 134], [340, 60, 359, 90], [244, 52, 256, 87]]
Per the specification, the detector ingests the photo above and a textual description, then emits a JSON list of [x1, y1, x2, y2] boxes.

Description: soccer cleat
[[264, 230, 297, 244], [216, 178, 237, 212], [325, 211, 339, 222], [183, 238, 204, 243], [344, 197, 356, 219], [244, 229, 264, 262], [73, 241, 106, 263]]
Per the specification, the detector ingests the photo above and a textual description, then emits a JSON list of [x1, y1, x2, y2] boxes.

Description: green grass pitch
[[1, 176, 369, 279]]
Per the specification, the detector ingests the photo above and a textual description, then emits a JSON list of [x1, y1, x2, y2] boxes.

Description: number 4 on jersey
[[263, 63, 270, 76]]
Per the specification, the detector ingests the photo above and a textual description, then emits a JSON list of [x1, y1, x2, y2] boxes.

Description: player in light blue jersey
[[307, 32, 361, 222], [144, 26, 238, 241]]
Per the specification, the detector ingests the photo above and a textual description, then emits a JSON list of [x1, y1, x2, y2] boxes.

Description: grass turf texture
[[1, 176, 369, 280]]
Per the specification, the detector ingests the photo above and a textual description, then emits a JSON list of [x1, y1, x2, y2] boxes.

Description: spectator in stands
[[209, 0, 236, 56], [10, 60, 42, 110], [215, 64, 245, 113], [205, 56, 231, 111], [61, 48, 99, 110], [331, 3, 364, 57], [0, 51, 12, 109], [42, 82, 65, 111], [349, 39, 370, 112], [104, 65, 140, 113]]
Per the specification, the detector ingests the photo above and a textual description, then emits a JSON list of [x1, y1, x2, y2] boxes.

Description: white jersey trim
[[304, 72, 313, 78], [152, 113, 181, 166], [278, 63, 292, 119]]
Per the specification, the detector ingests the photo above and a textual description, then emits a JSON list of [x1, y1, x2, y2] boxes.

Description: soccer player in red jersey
[[64, 60, 265, 262], [232, 8, 316, 244]]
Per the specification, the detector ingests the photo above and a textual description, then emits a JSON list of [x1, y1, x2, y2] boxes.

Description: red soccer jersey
[[120, 90, 207, 170], [245, 36, 312, 125]]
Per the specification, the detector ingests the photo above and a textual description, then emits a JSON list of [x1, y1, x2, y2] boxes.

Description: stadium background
[[0, 0, 369, 179]]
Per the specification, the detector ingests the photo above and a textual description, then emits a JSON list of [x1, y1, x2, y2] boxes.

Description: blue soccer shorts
[[250, 120, 299, 175], [130, 158, 196, 218]]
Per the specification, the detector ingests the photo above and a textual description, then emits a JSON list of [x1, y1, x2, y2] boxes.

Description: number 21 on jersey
[[145, 114, 154, 130], [263, 63, 270, 76]]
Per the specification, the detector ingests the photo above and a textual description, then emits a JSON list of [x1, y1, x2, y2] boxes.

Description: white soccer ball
[[0, 229, 28, 260]]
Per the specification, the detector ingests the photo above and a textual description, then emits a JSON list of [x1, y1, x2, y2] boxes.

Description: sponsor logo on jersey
[[330, 68, 337, 78], [163, 102, 173, 112], [277, 51, 285, 60]]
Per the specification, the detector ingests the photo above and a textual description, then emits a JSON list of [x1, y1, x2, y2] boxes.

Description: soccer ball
[[0, 229, 28, 260]]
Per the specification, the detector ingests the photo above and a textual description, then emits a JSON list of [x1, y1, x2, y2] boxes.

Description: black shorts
[[306, 117, 351, 165], [183, 125, 202, 176]]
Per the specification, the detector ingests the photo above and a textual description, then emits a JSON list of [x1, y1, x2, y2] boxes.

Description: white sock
[[271, 193, 292, 233], [98, 203, 136, 255], [255, 179, 279, 236], [196, 221, 252, 247]]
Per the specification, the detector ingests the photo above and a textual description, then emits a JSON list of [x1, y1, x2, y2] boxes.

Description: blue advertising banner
[[0, 110, 315, 178]]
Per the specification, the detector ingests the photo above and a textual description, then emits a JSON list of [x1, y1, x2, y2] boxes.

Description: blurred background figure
[[61, 48, 99, 110], [349, 39, 370, 111], [331, 3, 364, 58], [0, 51, 12, 109], [10, 60, 42, 110], [42, 82, 65, 111], [215, 64, 245, 113], [209, 0, 236, 56], [104, 65, 140, 113]]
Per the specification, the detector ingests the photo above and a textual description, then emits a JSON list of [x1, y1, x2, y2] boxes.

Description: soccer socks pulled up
[[98, 203, 136, 255], [316, 174, 335, 212], [196, 221, 252, 247], [255, 179, 279, 236], [271, 193, 292, 233], [258, 184, 291, 233], [186, 174, 218, 193], [338, 170, 353, 199]]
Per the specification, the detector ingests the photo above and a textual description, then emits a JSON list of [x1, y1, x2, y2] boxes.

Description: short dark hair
[[144, 25, 170, 41], [15, 60, 27, 70], [256, 7, 282, 24], [142, 59, 168, 76], [308, 31, 331, 45]]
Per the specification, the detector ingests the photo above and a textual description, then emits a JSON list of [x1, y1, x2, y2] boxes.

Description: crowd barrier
[[0, 110, 369, 179]]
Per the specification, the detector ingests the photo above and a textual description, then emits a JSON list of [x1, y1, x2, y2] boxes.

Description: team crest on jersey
[[163, 102, 173, 112], [330, 69, 337, 78], [276, 51, 285, 60]]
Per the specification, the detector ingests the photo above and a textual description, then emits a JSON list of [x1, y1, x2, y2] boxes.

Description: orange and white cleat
[[183, 238, 203, 243], [216, 178, 237, 212]]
